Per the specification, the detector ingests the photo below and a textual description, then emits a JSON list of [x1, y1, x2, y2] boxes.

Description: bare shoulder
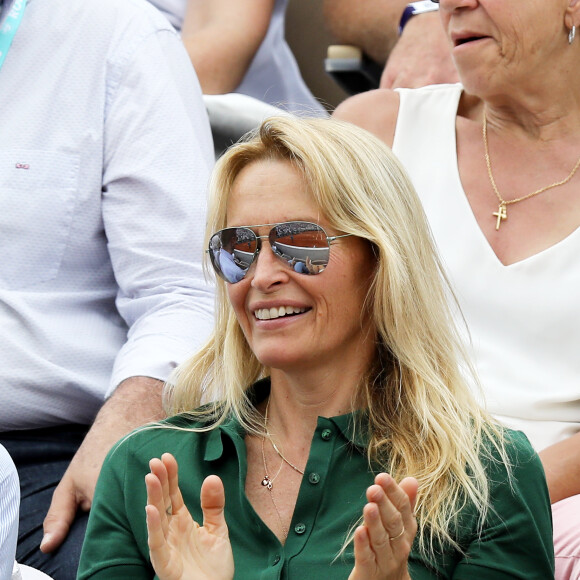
[[332, 89, 400, 147]]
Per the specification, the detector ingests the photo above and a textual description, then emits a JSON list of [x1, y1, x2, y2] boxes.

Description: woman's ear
[[566, 0, 580, 30]]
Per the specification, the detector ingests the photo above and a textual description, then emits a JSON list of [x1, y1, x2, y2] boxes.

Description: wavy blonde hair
[[165, 116, 508, 557]]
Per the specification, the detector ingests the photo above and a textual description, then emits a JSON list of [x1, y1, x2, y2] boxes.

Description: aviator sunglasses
[[207, 221, 352, 284]]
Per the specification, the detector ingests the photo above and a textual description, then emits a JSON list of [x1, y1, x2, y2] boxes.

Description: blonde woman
[[78, 117, 553, 579]]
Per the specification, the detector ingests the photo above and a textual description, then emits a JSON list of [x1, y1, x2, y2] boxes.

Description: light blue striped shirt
[[0, 445, 18, 580]]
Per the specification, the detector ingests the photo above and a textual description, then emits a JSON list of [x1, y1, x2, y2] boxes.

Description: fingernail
[[40, 533, 51, 549]]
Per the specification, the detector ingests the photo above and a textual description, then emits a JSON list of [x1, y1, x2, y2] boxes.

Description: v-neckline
[[450, 95, 580, 269]]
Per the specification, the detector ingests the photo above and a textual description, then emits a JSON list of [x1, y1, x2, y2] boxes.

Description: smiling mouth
[[254, 306, 309, 320], [455, 36, 486, 46]]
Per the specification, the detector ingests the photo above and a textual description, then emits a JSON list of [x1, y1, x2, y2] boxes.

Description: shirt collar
[[202, 378, 369, 462], [328, 409, 369, 449], [203, 378, 270, 462]]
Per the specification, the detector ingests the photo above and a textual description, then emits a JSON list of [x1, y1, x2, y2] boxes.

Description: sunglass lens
[[270, 222, 330, 275], [209, 227, 258, 283]]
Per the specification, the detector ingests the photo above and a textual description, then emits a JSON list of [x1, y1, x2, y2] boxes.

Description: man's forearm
[[181, 0, 273, 94], [323, 0, 409, 64], [103, 376, 165, 432], [41, 376, 166, 553], [63, 375, 165, 489], [539, 431, 580, 504]]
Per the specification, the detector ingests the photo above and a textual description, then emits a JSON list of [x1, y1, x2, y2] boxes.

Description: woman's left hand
[[348, 473, 418, 580]]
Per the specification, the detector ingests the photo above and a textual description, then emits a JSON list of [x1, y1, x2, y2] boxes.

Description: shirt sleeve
[[452, 430, 555, 579], [101, 21, 215, 396], [0, 445, 19, 580], [78, 437, 152, 579]]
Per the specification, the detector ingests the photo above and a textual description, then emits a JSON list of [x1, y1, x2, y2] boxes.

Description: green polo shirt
[[78, 379, 554, 579]]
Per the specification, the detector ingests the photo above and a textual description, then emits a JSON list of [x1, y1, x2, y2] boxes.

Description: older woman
[[334, 0, 580, 578], [78, 117, 553, 579]]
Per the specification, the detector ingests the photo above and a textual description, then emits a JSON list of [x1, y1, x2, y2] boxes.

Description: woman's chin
[[256, 357, 300, 372], [254, 350, 310, 373]]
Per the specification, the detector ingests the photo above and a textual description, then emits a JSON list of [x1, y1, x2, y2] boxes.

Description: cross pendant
[[492, 203, 507, 230]]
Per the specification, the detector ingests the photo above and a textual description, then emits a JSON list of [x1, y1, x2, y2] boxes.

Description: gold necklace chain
[[262, 398, 305, 477], [260, 398, 306, 540], [260, 435, 287, 539], [260, 435, 283, 490], [270, 439, 305, 476], [482, 110, 580, 230]]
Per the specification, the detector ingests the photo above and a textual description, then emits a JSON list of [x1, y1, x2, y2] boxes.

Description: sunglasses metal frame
[[207, 221, 352, 284]]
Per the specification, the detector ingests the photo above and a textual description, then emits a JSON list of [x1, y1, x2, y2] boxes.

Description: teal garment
[[78, 380, 554, 579]]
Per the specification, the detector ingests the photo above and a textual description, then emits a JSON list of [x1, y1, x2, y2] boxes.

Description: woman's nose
[[439, 0, 478, 11], [250, 242, 290, 291]]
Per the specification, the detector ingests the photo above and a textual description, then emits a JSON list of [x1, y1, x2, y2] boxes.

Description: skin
[[349, 475, 418, 580], [380, 12, 459, 89], [145, 159, 418, 578], [146, 455, 234, 580], [324, 0, 405, 64], [225, 160, 377, 377], [335, 0, 580, 502], [539, 431, 580, 504], [146, 456, 418, 580], [181, 0, 274, 94], [41, 376, 165, 552], [324, 0, 457, 89]]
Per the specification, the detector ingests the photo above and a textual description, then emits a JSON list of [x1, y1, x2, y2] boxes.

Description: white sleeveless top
[[393, 83, 580, 451], [148, 0, 326, 116]]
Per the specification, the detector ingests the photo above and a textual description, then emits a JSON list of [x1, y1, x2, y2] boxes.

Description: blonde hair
[[165, 116, 508, 556]]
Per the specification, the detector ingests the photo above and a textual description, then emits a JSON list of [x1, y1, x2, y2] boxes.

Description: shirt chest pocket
[[0, 150, 80, 290]]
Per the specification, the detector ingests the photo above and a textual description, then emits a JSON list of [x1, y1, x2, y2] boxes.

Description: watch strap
[[399, 1, 439, 34]]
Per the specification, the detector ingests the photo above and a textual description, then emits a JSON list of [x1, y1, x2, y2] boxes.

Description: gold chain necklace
[[260, 435, 283, 490], [260, 398, 305, 540], [260, 435, 287, 538], [271, 439, 305, 476], [261, 398, 305, 482], [483, 111, 580, 230]]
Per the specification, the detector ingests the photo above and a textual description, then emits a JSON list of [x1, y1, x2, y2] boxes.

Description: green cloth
[[78, 380, 554, 579]]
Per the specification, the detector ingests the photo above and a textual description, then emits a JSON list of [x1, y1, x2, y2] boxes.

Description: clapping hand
[[145, 453, 234, 580], [349, 473, 418, 580]]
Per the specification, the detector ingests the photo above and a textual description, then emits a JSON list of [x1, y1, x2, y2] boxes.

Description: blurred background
[[286, 0, 348, 111]]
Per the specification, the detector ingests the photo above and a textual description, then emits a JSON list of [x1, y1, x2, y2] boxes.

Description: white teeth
[[254, 306, 307, 320]]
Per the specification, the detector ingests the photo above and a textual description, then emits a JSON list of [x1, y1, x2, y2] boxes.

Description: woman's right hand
[[349, 473, 418, 580], [145, 453, 234, 580]]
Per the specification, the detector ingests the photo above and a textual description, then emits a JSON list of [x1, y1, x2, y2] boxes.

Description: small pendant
[[493, 202, 507, 230], [261, 476, 273, 490]]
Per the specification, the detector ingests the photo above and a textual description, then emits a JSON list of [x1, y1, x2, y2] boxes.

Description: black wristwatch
[[399, 1, 440, 34]]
